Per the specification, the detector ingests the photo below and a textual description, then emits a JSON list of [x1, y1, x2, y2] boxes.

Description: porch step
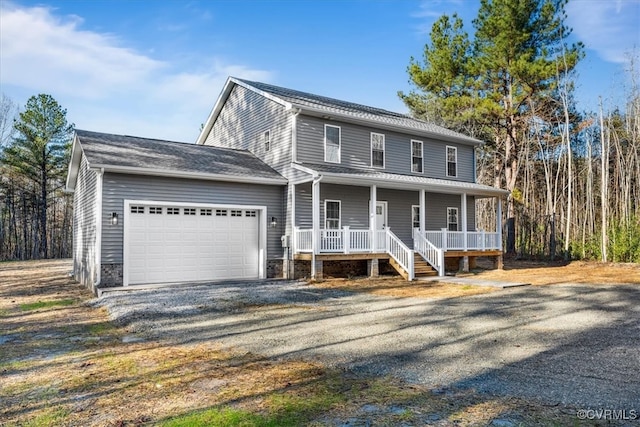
[[414, 253, 438, 277]]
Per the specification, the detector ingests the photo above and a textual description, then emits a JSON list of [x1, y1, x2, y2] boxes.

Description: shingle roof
[[234, 78, 482, 145], [295, 162, 507, 197], [75, 130, 285, 182]]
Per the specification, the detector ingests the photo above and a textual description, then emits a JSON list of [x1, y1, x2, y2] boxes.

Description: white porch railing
[[413, 229, 444, 276], [294, 227, 386, 254], [295, 227, 501, 254], [386, 229, 414, 280], [424, 229, 501, 251]]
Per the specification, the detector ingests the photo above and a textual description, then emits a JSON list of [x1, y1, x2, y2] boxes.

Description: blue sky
[[1, 0, 638, 143]]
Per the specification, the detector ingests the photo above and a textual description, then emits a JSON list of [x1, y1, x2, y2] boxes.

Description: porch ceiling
[[292, 162, 508, 197]]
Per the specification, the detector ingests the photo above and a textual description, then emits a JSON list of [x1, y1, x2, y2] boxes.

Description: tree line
[[0, 94, 74, 260], [401, 0, 639, 262]]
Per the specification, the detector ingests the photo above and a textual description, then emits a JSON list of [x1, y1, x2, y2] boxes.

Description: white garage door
[[126, 204, 260, 285]]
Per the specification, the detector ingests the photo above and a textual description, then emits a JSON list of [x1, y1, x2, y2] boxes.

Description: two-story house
[[66, 77, 507, 294]]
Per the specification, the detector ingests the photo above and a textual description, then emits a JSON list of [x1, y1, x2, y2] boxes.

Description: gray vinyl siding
[[293, 183, 370, 230], [467, 195, 476, 230], [424, 192, 475, 231], [294, 182, 312, 229], [101, 173, 285, 264], [203, 85, 294, 178], [377, 188, 419, 244], [72, 155, 98, 287], [296, 114, 475, 182]]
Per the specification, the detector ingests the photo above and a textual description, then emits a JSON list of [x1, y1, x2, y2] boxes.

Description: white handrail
[[386, 228, 414, 280], [413, 229, 444, 276]]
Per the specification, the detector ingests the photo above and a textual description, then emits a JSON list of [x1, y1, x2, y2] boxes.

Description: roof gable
[[197, 77, 482, 146]]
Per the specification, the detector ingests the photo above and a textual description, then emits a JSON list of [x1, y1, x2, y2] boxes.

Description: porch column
[[311, 178, 321, 279], [419, 189, 426, 233], [460, 193, 469, 272], [370, 184, 377, 253], [461, 193, 468, 250], [497, 197, 503, 250]]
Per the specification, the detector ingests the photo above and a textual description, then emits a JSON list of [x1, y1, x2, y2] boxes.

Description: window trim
[[446, 145, 458, 177], [324, 124, 341, 163], [411, 140, 423, 173], [263, 129, 271, 152], [447, 207, 459, 231], [370, 132, 385, 169], [324, 199, 341, 229], [411, 205, 420, 229]]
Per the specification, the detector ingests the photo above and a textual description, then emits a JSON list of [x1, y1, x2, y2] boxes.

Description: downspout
[[290, 107, 301, 163], [94, 168, 104, 290]]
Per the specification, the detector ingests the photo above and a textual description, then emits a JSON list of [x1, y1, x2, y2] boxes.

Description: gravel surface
[[94, 280, 640, 410]]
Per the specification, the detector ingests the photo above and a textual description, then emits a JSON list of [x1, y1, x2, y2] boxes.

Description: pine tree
[[2, 94, 74, 258], [400, 0, 584, 255]]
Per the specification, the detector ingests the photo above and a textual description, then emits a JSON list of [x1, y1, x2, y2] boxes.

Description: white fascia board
[[292, 104, 482, 147], [90, 164, 287, 185], [65, 135, 83, 191], [291, 162, 320, 177], [195, 77, 235, 145]]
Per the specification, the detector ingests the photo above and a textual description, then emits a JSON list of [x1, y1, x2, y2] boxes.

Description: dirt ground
[[312, 259, 640, 297], [1, 259, 637, 426], [469, 258, 640, 285]]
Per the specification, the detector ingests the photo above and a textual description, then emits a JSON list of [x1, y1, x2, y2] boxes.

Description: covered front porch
[[287, 164, 507, 280]]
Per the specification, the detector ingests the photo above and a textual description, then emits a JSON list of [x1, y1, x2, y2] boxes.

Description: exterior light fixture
[[111, 212, 118, 225], [270, 216, 277, 228]]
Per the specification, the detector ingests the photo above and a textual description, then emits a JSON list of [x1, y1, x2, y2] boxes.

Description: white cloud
[[0, 2, 272, 141], [566, 0, 640, 64]]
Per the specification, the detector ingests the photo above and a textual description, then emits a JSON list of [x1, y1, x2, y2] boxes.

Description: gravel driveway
[[95, 280, 640, 410]]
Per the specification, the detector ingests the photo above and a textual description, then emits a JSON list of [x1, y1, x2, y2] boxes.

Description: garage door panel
[[127, 204, 261, 285]]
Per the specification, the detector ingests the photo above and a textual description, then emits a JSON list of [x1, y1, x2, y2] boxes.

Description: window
[[184, 208, 196, 215], [216, 209, 228, 216], [263, 130, 271, 152], [200, 208, 212, 216], [245, 210, 257, 217], [412, 205, 420, 229], [446, 146, 457, 177], [130, 206, 145, 214], [411, 140, 423, 173], [167, 207, 180, 215], [149, 207, 163, 214], [324, 125, 341, 163], [447, 207, 459, 231], [230, 210, 242, 217], [325, 200, 341, 229], [371, 133, 385, 168]]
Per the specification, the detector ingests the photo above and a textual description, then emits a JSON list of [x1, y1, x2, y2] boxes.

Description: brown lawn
[[0, 259, 625, 426]]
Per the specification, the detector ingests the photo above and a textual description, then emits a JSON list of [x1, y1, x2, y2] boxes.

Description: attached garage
[[124, 201, 264, 286], [66, 130, 286, 294]]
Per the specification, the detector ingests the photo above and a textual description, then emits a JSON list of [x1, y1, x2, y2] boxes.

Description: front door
[[375, 201, 387, 230]]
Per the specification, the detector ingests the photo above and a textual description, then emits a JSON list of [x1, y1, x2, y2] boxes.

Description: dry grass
[[468, 259, 640, 285], [311, 275, 496, 299], [0, 259, 607, 426]]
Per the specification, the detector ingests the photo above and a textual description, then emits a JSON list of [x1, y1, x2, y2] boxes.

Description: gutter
[[89, 164, 287, 186]]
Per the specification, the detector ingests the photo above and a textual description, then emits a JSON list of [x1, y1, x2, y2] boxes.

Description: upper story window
[[446, 146, 457, 177], [371, 133, 385, 168], [411, 140, 423, 173], [324, 124, 341, 163], [263, 130, 271, 152], [447, 207, 459, 231], [325, 200, 341, 229]]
